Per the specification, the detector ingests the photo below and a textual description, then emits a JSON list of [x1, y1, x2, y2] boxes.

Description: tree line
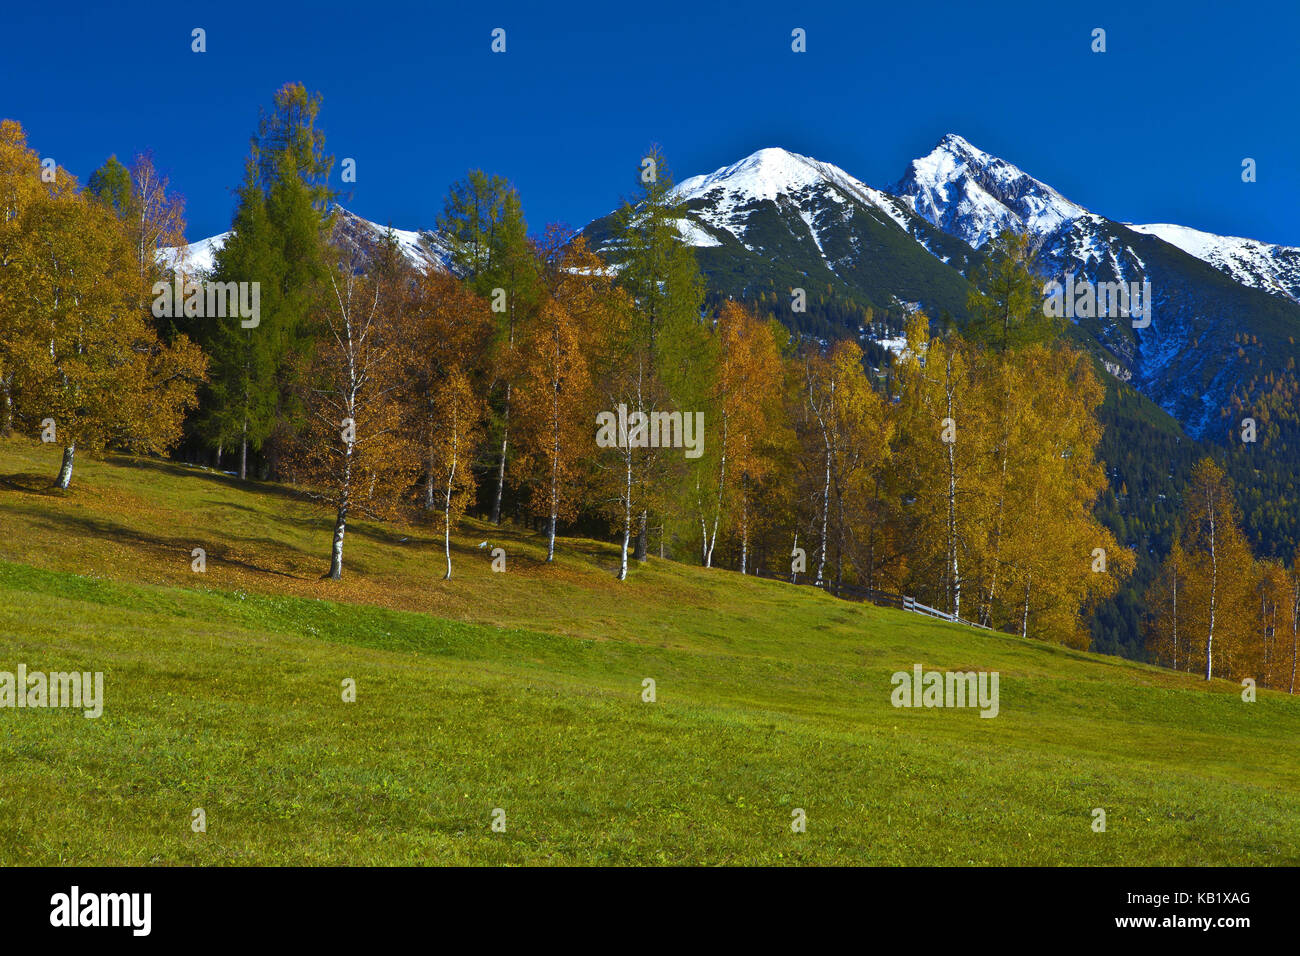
[[3, 84, 1295, 683]]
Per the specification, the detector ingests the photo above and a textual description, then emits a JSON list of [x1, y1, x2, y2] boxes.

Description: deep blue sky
[[3, 0, 1297, 246]]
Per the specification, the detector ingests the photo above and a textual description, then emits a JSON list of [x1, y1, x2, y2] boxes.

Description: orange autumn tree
[[10, 149, 204, 488], [0, 120, 46, 436], [515, 233, 604, 561], [406, 270, 491, 580], [1177, 458, 1255, 681], [289, 236, 417, 580], [695, 301, 789, 569]]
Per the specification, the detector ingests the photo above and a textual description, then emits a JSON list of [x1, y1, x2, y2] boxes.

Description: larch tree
[[965, 230, 1060, 354], [611, 145, 706, 562], [202, 82, 335, 479], [516, 233, 604, 561], [438, 171, 538, 526], [695, 303, 788, 573], [404, 270, 492, 580]]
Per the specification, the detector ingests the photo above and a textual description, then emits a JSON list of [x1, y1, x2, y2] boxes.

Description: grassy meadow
[[0, 436, 1297, 865]]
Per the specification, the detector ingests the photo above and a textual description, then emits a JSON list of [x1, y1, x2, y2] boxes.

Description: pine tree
[[611, 145, 706, 562], [201, 83, 335, 479]]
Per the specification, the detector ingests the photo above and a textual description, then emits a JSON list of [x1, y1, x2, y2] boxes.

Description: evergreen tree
[[87, 155, 132, 217], [965, 230, 1058, 353], [438, 171, 539, 525], [201, 83, 336, 478], [611, 145, 706, 562]]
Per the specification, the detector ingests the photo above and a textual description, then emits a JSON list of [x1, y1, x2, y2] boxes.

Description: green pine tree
[[200, 83, 336, 478]]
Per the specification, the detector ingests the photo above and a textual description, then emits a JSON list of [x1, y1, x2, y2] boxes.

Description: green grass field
[[1, 436, 1297, 865]]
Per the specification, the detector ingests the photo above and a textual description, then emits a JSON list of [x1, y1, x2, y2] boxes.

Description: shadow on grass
[[107, 455, 305, 502], [0, 472, 65, 496], [19, 509, 310, 580]]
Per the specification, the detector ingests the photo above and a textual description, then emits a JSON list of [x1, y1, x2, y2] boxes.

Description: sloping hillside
[[0, 437, 1297, 865]]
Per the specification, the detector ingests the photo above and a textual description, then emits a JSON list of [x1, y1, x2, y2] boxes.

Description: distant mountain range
[[162, 136, 1300, 441], [160, 204, 454, 277]]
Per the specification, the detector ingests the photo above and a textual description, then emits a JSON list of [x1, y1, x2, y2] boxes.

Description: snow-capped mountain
[[893, 134, 1089, 248], [158, 231, 227, 275], [156, 139, 1300, 444], [159, 205, 453, 277], [893, 133, 1152, 289], [671, 147, 919, 250], [1125, 222, 1300, 304], [895, 135, 1300, 305], [584, 146, 981, 327], [890, 134, 1300, 437]]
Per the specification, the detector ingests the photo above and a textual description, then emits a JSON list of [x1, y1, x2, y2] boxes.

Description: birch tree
[[405, 271, 491, 580], [289, 237, 416, 580]]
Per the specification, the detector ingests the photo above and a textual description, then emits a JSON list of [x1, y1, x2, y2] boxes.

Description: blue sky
[[3, 0, 1297, 246]]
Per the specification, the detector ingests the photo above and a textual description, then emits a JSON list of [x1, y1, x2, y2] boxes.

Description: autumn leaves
[[0, 121, 205, 490], [1145, 458, 1300, 687]]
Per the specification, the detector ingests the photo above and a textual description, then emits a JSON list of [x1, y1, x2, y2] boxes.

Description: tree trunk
[[55, 444, 75, 489], [443, 440, 458, 580], [1205, 509, 1217, 681], [491, 383, 510, 525], [1290, 578, 1298, 694], [1021, 577, 1031, 638], [618, 450, 632, 581], [327, 501, 348, 580], [635, 509, 648, 562], [815, 444, 830, 587], [739, 491, 749, 575], [0, 373, 12, 436], [1171, 570, 1179, 672]]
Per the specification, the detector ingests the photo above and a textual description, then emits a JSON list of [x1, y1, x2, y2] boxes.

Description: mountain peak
[[673, 146, 835, 204], [894, 134, 1085, 248]]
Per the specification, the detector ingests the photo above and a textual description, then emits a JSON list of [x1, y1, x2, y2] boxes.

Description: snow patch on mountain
[[158, 232, 227, 275], [670, 146, 918, 253], [1125, 222, 1300, 303], [157, 206, 452, 277], [894, 134, 1087, 248]]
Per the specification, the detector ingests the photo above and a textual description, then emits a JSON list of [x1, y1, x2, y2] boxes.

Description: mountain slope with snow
[[584, 146, 982, 332], [1125, 222, 1300, 304], [159, 205, 454, 277], [891, 134, 1300, 437]]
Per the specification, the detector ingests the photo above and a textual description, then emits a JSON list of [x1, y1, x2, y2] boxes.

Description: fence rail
[[752, 570, 990, 630]]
